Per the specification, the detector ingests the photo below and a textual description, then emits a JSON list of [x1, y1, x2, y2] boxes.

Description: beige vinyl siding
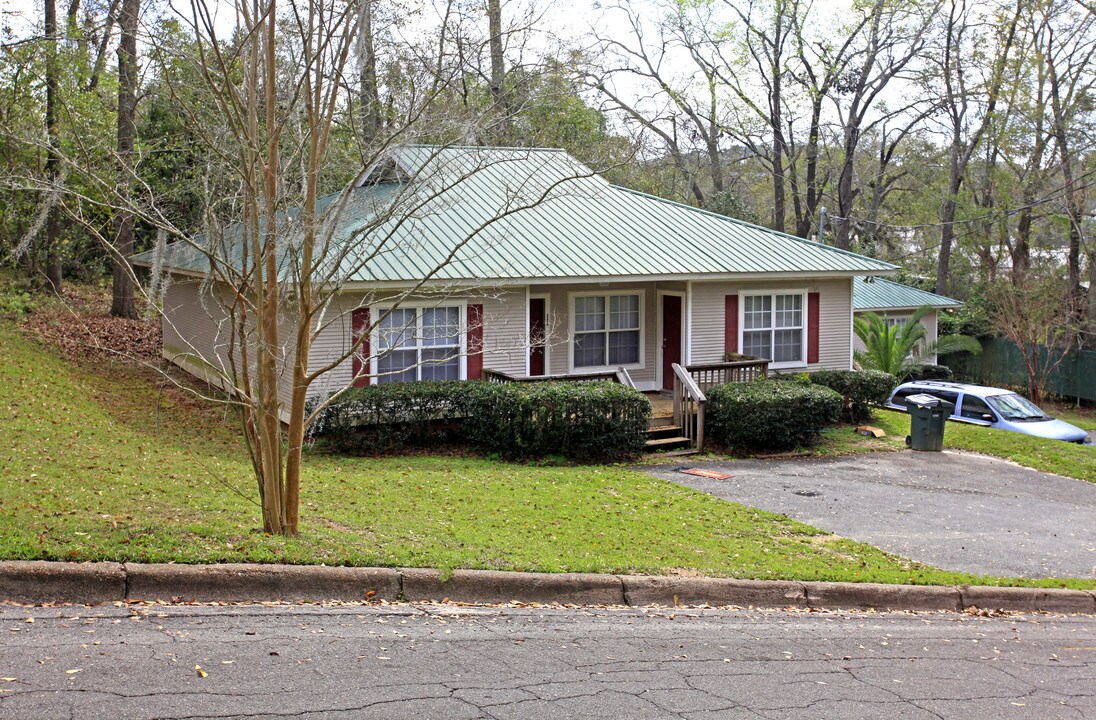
[[307, 289, 528, 399], [530, 282, 661, 386], [852, 309, 940, 363], [689, 278, 854, 371], [162, 278, 298, 411]]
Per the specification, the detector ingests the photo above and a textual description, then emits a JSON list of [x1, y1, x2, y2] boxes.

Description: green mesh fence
[[941, 339, 1096, 402]]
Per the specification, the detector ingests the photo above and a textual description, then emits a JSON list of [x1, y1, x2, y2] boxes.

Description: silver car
[[886, 381, 1091, 444]]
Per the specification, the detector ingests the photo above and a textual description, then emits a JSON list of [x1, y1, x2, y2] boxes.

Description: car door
[[956, 394, 996, 426]]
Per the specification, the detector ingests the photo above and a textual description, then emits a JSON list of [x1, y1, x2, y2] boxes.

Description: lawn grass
[[4, 322, 1092, 588], [811, 409, 1096, 484]]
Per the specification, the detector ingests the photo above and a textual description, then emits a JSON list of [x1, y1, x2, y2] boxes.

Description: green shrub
[[707, 381, 842, 451], [905, 364, 953, 381], [807, 369, 896, 423], [307, 379, 650, 462], [0, 288, 36, 316], [306, 381, 475, 452], [462, 381, 650, 462]]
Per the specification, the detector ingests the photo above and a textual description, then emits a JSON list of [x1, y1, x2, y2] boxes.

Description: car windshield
[[986, 393, 1047, 420]]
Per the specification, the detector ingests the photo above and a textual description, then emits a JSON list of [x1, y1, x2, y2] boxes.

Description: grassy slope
[[1, 323, 1091, 588]]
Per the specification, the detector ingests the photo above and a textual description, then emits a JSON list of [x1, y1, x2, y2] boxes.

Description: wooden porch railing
[[684, 359, 770, 391], [672, 363, 706, 451], [670, 358, 770, 451], [482, 368, 635, 387]]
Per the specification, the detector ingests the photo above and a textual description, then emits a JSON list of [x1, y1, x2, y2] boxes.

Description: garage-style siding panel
[[161, 278, 297, 411], [689, 278, 854, 371]]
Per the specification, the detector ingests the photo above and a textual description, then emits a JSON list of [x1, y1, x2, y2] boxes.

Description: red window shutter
[[724, 295, 739, 354], [807, 292, 820, 364], [351, 307, 371, 387], [467, 304, 484, 380]]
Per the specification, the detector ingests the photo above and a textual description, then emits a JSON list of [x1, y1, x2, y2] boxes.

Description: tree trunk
[[1047, 51, 1084, 302], [936, 148, 963, 296], [44, 0, 63, 294], [795, 97, 824, 239], [111, 0, 138, 319], [486, 0, 508, 139], [770, 15, 785, 234], [358, 0, 381, 137]]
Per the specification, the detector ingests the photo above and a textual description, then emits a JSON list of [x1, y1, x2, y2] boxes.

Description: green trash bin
[[904, 393, 954, 452]]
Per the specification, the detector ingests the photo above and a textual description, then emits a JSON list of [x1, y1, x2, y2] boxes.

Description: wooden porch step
[[644, 436, 692, 450]]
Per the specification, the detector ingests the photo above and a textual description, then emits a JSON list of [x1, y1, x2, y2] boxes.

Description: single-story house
[[852, 277, 962, 362], [133, 145, 897, 410]]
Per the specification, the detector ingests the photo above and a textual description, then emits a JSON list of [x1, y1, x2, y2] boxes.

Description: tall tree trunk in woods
[[111, 0, 138, 319], [935, 0, 1021, 296], [1045, 22, 1086, 304], [44, 0, 63, 293], [358, 0, 381, 137], [770, 7, 786, 233], [486, 0, 509, 139]]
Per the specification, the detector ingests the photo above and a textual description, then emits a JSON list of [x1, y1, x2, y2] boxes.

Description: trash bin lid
[[906, 393, 945, 408]]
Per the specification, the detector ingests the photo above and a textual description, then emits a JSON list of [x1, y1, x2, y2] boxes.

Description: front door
[[661, 295, 682, 390], [529, 298, 546, 376]]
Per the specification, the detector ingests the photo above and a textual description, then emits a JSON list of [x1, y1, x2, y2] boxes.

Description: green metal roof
[[133, 145, 896, 283], [853, 277, 962, 311]]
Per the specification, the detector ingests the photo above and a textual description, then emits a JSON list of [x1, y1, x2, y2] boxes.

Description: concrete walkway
[[644, 450, 1096, 579]]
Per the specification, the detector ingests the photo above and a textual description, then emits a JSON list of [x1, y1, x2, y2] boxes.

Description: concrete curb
[[1, 561, 1093, 615], [0, 561, 125, 605]]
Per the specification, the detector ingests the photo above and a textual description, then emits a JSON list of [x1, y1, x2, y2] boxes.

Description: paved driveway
[[644, 451, 1096, 579]]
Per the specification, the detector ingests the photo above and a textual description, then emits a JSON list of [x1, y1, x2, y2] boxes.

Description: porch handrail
[[615, 366, 637, 389], [482, 368, 625, 384], [685, 358, 770, 390], [672, 362, 707, 451]]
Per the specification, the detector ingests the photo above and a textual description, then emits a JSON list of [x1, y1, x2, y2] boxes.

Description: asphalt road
[[644, 451, 1096, 579], [0, 603, 1094, 719]]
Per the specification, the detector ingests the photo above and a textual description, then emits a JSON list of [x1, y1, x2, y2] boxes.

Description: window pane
[[422, 307, 460, 346], [377, 349, 417, 383], [420, 348, 460, 381], [774, 294, 802, 328], [772, 328, 802, 363], [961, 395, 993, 420], [574, 332, 606, 367], [607, 330, 640, 365], [574, 297, 605, 332], [742, 329, 771, 359], [609, 295, 639, 330], [743, 295, 771, 330], [378, 308, 416, 350]]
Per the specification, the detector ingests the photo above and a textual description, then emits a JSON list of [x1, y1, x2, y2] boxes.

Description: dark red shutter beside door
[[807, 292, 820, 365], [351, 307, 371, 387], [467, 304, 484, 380], [724, 295, 739, 354]]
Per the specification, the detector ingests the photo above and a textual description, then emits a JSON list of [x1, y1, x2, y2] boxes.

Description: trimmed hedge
[[807, 369, 897, 423], [307, 380, 650, 462], [306, 381, 474, 452], [707, 381, 842, 451], [462, 381, 650, 462]]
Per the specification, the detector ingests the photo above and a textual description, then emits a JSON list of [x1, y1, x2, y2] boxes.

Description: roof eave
[[337, 268, 897, 291]]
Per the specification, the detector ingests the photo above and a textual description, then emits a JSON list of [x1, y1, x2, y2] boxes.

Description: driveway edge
[[1, 561, 1093, 615]]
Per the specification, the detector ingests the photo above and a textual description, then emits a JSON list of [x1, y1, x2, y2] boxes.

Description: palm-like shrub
[[854, 305, 981, 379]]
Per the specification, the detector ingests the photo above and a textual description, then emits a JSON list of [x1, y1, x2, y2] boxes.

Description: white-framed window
[[741, 292, 806, 368], [572, 292, 642, 369], [375, 305, 463, 382], [882, 314, 925, 357]]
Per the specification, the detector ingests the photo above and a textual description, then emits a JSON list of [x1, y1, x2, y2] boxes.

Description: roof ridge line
[[609, 184, 897, 269]]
